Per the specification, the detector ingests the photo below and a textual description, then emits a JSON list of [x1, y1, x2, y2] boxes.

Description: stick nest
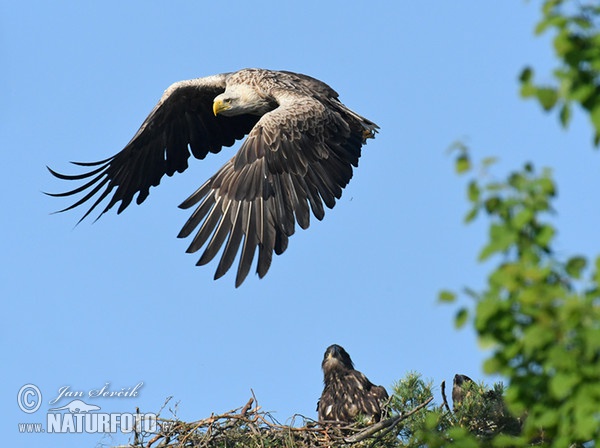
[[115, 393, 432, 448]]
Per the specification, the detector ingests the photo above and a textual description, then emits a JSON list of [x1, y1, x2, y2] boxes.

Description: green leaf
[[535, 13, 567, 35], [476, 297, 503, 328], [565, 256, 587, 278], [481, 156, 498, 168], [467, 180, 480, 202], [593, 256, 600, 285], [536, 87, 559, 110], [519, 67, 533, 82], [446, 428, 479, 448], [478, 243, 498, 262], [520, 82, 536, 98], [590, 104, 600, 133], [464, 206, 478, 223], [484, 197, 501, 214], [438, 290, 456, 303], [483, 356, 502, 374], [455, 307, 469, 328], [569, 83, 595, 102], [424, 412, 440, 430], [535, 224, 555, 247], [553, 28, 574, 56], [538, 176, 556, 196], [559, 103, 571, 127], [478, 224, 516, 261], [549, 372, 580, 399], [535, 406, 559, 428], [522, 324, 554, 355], [492, 434, 529, 448], [455, 154, 471, 174], [512, 208, 533, 229]]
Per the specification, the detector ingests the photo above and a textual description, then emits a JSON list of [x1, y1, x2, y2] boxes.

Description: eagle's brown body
[[317, 344, 388, 424]]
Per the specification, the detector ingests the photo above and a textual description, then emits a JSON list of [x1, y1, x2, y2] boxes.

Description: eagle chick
[[317, 344, 388, 424]]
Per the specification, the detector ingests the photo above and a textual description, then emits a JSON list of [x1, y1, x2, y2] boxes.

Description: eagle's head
[[213, 84, 274, 117], [453, 374, 473, 388], [322, 344, 354, 376], [452, 374, 474, 409]]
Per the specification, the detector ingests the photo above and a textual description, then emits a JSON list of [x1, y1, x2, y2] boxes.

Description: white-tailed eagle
[[48, 69, 378, 287], [317, 344, 388, 424]]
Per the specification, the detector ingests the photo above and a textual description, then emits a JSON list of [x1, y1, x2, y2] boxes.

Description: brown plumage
[[317, 344, 388, 424], [47, 68, 378, 287], [452, 374, 474, 410]]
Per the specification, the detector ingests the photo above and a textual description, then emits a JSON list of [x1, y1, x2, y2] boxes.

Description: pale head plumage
[[213, 84, 274, 117]]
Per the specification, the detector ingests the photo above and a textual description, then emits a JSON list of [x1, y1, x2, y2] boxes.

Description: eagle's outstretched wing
[[177, 94, 371, 286], [47, 74, 259, 223]]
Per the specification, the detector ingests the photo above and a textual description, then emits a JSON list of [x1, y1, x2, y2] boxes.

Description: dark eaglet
[[317, 344, 388, 424], [47, 69, 378, 287]]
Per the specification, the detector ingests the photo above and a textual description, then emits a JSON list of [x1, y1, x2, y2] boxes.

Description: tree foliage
[[437, 0, 600, 446], [441, 152, 600, 447], [520, 0, 600, 144]]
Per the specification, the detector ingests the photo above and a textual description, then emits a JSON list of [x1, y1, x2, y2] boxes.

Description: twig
[[134, 407, 140, 446], [441, 380, 452, 414]]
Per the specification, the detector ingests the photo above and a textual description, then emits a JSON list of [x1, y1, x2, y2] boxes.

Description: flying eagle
[[47, 68, 378, 287], [317, 344, 388, 424]]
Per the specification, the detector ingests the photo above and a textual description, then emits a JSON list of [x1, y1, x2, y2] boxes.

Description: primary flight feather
[[48, 68, 378, 287]]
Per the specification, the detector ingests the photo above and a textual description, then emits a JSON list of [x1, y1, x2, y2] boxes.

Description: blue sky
[[3, 1, 598, 446]]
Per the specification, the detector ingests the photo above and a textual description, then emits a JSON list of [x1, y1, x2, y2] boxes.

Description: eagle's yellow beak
[[213, 99, 227, 116]]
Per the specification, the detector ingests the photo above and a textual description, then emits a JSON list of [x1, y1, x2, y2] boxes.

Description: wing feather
[[187, 196, 224, 254], [256, 199, 276, 277], [236, 202, 259, 287], [179, 200, 214, 240], [197, 201, 233, 266], [215, 201, 245, 280]]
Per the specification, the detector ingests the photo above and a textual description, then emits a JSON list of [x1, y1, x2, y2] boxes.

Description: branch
[[343, 396, 433, 444], [441, 380, 452, 414]]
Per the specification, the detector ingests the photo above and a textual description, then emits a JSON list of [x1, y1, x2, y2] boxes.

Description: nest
[[115, 393, 432, 448]]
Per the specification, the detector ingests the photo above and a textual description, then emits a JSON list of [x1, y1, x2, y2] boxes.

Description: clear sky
[[3, 1, 598, 447]]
